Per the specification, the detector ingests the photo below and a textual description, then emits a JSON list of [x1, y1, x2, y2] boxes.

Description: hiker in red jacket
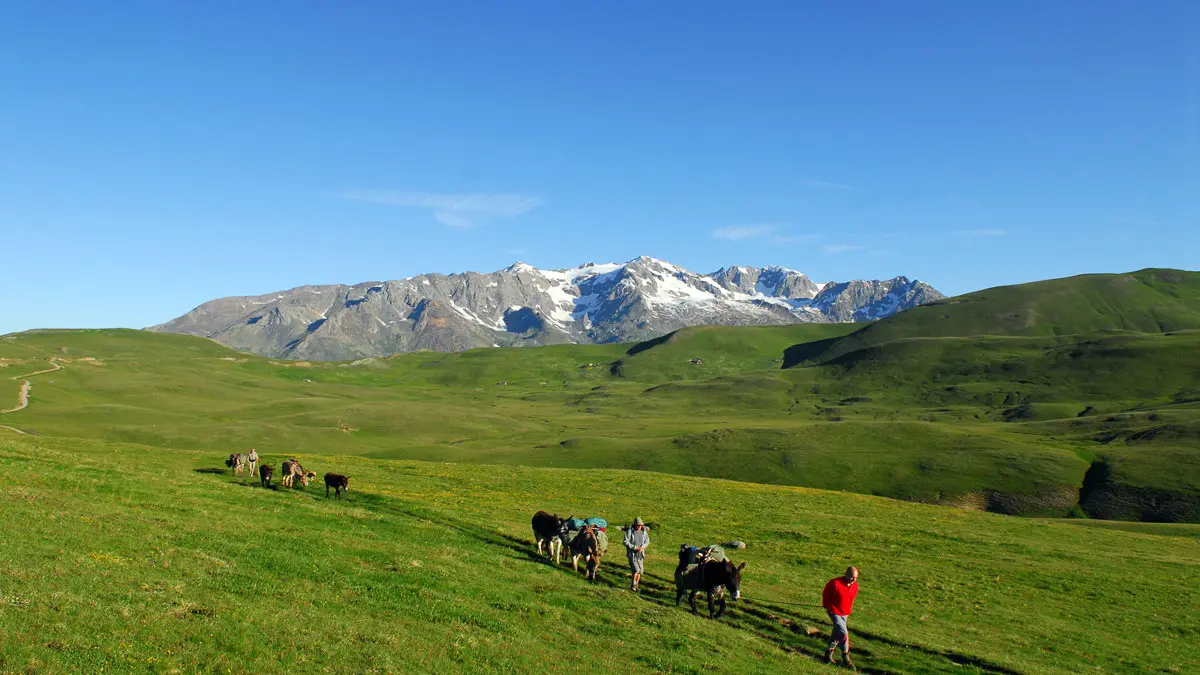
[[822, 566, 860, 667]]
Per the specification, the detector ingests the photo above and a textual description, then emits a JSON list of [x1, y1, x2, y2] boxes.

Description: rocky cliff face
[[151, 257, 943, 360]]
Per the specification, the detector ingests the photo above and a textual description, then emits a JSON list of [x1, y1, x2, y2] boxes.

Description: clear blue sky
[[3, 1, 1197, 334]]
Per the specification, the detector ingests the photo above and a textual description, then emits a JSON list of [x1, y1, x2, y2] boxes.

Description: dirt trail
[[0, 381, 33, 413], [0, 359, 64, 426]]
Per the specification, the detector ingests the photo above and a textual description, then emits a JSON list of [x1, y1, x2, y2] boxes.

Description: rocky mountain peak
[[151, 257, 944, 360]]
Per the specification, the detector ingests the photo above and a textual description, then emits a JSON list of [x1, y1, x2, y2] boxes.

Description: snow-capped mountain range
[[151, 257, 943, 360]]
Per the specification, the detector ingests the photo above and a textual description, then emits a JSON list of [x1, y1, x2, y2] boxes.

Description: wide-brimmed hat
[[633, 517, 644, 526]]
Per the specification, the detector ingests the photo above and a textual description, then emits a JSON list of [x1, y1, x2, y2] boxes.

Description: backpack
[[583, 517, 607, 531]]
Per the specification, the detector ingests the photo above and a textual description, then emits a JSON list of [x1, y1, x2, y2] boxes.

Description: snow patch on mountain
[[152, 256, 944, 359]]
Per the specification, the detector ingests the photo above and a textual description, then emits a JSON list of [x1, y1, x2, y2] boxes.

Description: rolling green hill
[[3, 269, 1200, 673], [1, 434, 1196, 674], [807, 268, 1200, 364], [2, 315, 1197, 523]]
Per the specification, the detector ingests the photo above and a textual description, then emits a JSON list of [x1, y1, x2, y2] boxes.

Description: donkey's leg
[[707, 590, 715, 618], [688, 591, 698, 613]]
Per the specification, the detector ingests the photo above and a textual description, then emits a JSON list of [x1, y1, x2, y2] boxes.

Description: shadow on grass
[[192, 473, 1016, 675], [193, 468, 229, 475]]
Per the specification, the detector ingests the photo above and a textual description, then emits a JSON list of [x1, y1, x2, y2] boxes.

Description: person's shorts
[[627, 551, 645, 573]]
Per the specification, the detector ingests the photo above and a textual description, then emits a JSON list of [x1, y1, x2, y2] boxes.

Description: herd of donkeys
[[221, 451, 742, 617], [224, 449, 350, 499], [530, 510, 747, 618]]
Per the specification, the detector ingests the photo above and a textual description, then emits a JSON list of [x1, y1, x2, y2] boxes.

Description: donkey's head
[[725, 561, 746, 601]]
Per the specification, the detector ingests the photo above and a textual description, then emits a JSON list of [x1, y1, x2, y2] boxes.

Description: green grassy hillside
[[809, 268, 1200, 364], [2, 322, 1197, 522], [2, 435, 1196, 674]]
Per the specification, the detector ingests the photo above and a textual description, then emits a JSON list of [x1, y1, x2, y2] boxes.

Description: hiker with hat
[[822, 566, 860, 668], [623, 517, 650, 592]]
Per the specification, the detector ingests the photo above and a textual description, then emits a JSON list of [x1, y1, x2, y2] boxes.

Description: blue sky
[[3, 1, 1197, 334]]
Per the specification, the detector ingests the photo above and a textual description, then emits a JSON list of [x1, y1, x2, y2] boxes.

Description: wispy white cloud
[[338, 190, 543, 228], [799, 178, 852, 190], [772, 233, 819, 245], [955, 229, 1008, 238], [868, 249, 890, 258], [712, 224, 779, 241], [823, 244, 863, 254]]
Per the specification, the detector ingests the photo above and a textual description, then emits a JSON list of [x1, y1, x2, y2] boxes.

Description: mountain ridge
[[151, 256, 943, 360]]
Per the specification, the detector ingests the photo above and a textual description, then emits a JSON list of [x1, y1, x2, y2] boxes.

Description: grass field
[[2, 324, 1196, 522], [2, 272, 1200, 673], [2, 434, 1197, 674]]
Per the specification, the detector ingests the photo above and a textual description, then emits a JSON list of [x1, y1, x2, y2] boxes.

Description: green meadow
[[1, 268, 1199, 672], [2, 435, 1197, 674]]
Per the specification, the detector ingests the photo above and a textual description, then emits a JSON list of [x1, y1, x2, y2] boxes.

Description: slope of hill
[[150, 257, 942, 360], [2, 434, 1196, 674], [3, 323, 1197, 522], [805, 268, 1200, 364]]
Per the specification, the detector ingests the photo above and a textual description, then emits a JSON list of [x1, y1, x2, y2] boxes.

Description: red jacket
[[822, 577, 859, 615]]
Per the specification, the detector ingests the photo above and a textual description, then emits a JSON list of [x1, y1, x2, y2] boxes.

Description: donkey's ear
[[737, 562, 746, 571]]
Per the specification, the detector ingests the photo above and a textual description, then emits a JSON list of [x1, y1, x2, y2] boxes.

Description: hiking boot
[[824, 649, 836, 664], [841, 653, 855, 670]]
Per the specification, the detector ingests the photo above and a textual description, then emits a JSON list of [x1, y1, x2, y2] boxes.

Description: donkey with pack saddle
[[674, 544, 745, 618], [568, 524, 607, 581]]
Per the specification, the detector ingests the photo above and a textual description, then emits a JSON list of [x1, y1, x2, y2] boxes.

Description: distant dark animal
[[324, 473, 350, 499], [675, 559, 746, 618], [568, 525, 604, 581], [259, 464, 274, 488], [226, 453, 246, 476], [531, 511, 569, 563]]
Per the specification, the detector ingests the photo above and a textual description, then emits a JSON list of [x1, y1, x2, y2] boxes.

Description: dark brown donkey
[[324, 473, 350, 499], [531, 511, 569, 562], [259, 464, 274, 488], [675, 559, 746, 618]]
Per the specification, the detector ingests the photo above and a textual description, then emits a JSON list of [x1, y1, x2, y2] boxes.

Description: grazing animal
[[280, 459, 311, 488], [324, 473, 350, 499], [246, 448, 259, 476], [226, 453, 246, 476], [259, 464, 274, 488], [569, 526, 604, 581], [675, 558, 746, 618], [531, 511, 569, 563]]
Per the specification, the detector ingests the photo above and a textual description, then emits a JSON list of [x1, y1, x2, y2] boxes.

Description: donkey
[[531, 511, 569, 563], [259, 464, 274, 488], [675, 559, 746, 618], [324, 473, 350, 499], [280, 460, 314, 488], [568, 526, 604, 581]]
